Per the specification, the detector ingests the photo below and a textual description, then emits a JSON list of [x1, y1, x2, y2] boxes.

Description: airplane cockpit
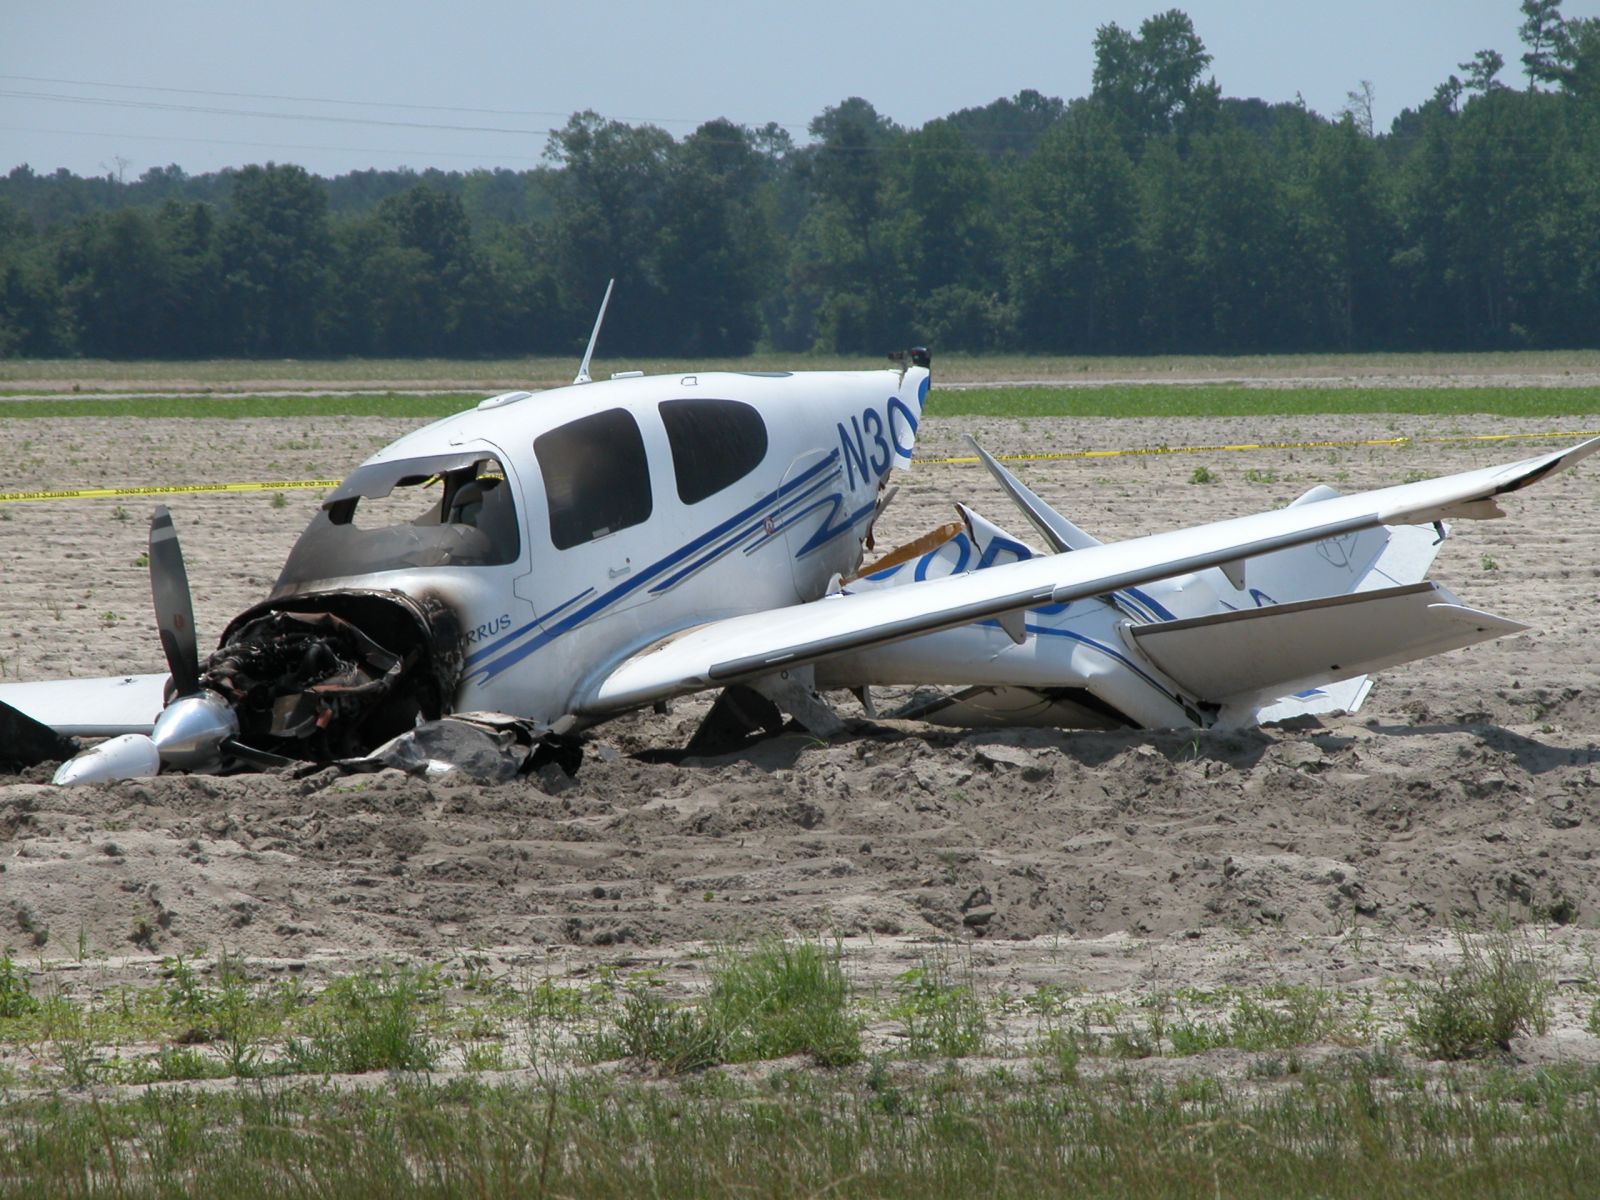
[[274, 451, 521, 590]]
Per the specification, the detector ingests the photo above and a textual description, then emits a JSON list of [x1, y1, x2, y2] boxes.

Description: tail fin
[[1163, 487, 1459, 719], [888, 350, 930, 471]]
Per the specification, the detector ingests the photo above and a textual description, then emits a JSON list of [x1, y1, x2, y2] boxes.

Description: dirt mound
[[4, 709, 1595, 963]]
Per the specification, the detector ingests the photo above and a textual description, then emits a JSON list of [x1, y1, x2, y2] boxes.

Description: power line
[[0, 89, 906, 158], [0, 124, 550, 165], [0, 73, 610, 119], [0, 88, 557, 140], [1, 78, 1582, 175], [0, 73, 809, 133]]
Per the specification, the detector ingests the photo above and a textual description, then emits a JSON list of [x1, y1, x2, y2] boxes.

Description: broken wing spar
[[580, 436, 1600, 714]]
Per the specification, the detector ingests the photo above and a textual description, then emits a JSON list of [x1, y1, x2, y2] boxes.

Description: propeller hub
[[53, 734, 161, 787], [150, 692, 239, 771]]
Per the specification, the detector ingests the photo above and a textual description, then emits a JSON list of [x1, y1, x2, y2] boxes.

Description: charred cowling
[[202, 591, 462, 761]]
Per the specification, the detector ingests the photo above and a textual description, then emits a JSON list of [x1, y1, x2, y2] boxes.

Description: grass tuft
[[284, 964, 441, 1075], [707, 938, 862, 1067], [1405, 923, 1551, 1060], [598, 981, 723, 1075], [0, 953, 38, 1019], [587, 939, 862, 1074]]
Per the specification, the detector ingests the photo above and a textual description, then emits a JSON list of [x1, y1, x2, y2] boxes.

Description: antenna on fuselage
[[573, 278, 615, 385]]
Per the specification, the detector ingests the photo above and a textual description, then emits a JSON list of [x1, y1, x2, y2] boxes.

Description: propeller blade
[[149, 505, 201, 697], [221, 738, 294, 771]]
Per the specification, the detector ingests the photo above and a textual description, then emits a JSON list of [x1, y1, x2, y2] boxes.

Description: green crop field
[[0, 392, 485, 419], [3, 348, 1600, 392], [936, 385, 1600, 419], [3, 384, 1599, 422]]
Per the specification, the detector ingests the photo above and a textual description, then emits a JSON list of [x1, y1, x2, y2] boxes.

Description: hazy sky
[[3, 0, 1595, 179]]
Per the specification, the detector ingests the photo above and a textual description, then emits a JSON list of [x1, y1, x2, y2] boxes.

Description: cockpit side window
[[534, 408, 653, 550], [331, 459, 517, 558], [659, 398, 769, 505], [275, 454, 519, 588]]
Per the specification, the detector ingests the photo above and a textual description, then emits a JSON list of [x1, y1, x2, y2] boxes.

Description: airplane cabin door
[[516, 406, 659, 631]]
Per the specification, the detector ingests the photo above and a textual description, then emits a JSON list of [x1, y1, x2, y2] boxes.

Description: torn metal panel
[[748, 665, 845, 737], [337, 713, 549, 782]]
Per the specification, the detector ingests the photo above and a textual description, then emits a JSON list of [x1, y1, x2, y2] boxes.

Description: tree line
[[2, 2, 1597, 360]]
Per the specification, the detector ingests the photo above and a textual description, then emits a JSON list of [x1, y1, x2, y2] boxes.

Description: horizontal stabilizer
[[966, 437, 1101, 552], [0, 673, 168, 737], [1129, 582, 1524, 708]]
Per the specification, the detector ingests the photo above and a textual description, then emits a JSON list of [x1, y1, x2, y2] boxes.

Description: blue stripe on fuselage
[[471, 451, 842, 684], [967, 612, 1185, 705], [1121, 586, 1177, 621], [1021, 620, 1184, 704], [465, 586, 593, 667], [656, 467, 844, 590]]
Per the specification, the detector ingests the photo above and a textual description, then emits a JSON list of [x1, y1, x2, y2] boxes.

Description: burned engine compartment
[[202, 591, 463, 761]]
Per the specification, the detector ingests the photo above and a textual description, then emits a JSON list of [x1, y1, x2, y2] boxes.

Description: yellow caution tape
[[5, 428, 1597, 502], [923, 429, 1600, 466], [0, 480, 340, 504]]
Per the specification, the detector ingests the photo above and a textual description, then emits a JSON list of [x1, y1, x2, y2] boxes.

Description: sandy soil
[[2, 409, 1599, 1043]]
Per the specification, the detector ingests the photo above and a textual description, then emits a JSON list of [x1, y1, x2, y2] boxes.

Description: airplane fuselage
[[254, 365, 929, 732]]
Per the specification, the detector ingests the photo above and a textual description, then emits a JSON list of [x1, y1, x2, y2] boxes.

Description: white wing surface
[[0, 674, 169, 736], [580, 439, 1599, 714]]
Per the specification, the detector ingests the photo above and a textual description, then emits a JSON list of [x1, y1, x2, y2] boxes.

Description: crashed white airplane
[[1, 325, 1594, 783]]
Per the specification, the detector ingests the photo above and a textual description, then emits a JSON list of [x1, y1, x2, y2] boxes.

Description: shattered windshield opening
[[275, 453, 520, 588]]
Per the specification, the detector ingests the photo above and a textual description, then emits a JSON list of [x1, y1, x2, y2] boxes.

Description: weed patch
[[586, 940, 862, 1073], [284, 965, 441, 1074], [892, 951, 985, 1059], [1406, 924, 1551, 1059], [0, 953, 38, 1019]]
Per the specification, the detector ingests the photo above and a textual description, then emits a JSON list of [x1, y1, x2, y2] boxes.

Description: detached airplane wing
[[579, 438, 1599, 714], [0, 673, 169, 736]]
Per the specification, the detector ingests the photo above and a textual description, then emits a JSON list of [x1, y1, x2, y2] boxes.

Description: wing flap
[[578, 438, 1597, 714], [0, 674, 169, 737], [1130, 582, 1525, 705]]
